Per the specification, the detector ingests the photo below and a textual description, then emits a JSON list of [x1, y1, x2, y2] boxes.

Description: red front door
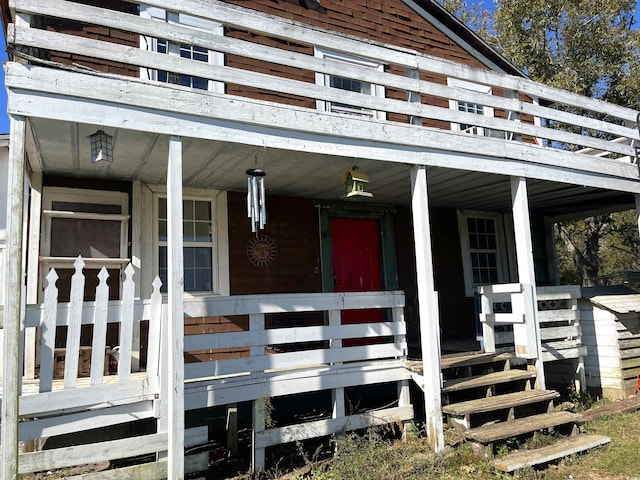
[[331, 218, 383, 344]]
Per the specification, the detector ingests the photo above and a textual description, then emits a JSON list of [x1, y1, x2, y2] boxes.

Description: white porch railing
[[0, 258, 411, 475], [6, 0, 639, 184], [479, 284, 586, 390], [0, 256, 173, 475], [180, 290, 412, 471]]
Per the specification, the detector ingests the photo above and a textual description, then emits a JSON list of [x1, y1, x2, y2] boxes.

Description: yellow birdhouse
[[342, 165, 373, 199]]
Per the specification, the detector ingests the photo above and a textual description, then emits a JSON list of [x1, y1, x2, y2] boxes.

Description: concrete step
[[492, 434, 610, 472], [464, 411, 581, 444], [441, 351, 515, 370], [443, 389, 560, 416], [442, 369, 536, 393]]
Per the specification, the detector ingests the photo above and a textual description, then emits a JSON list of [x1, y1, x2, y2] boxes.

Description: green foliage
[[256, 394, 275, 429], [555, 211, 640, 286], [492, 0, 640, 103], [441, 0, 640, 286], [265, 411, 640, 480], [567, 386, 595, 412]]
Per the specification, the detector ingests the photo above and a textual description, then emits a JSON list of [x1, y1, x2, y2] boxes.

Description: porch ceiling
[[27, 119, 635, 217]]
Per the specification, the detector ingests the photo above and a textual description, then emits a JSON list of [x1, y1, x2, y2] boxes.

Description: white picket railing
[[0, 256, 167, 475], [1, 258, 411, 474]]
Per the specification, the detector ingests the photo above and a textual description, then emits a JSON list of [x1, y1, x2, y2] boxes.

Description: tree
[[440, 0, 640, 286]]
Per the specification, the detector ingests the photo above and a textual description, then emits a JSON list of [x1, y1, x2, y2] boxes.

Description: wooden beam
[[635, 194, 640, 240], [24, 171, 42, 379], [511, 176, 545, 388], [9, 24, 637, 157], [410, 165, 444, 452], [1, 114, 26, 480], [6, 65, 640, 193], [14, 0, 639, 124], [167, 136, 185, 479]]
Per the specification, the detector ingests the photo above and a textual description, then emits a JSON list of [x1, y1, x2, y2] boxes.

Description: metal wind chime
[[246, 167, 267, 233]]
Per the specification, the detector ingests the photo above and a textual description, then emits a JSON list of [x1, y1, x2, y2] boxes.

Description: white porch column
[[510, 176, 545, 389], [24, 172, 42, 379], [167, 136, 185, 479], [1, 115, 27, 480], [410, 165, 444, 452]]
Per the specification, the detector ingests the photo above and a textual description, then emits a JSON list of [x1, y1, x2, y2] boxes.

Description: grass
[[262, 409, 640, 480]]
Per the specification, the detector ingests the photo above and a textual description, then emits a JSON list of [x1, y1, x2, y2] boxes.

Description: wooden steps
[[432, 349, 607, 472], [464, 411, 581, 444], [442, 369, 536, 393], [492, 434, 611, 472], [442, 390, 559, 416], [441, 352, 514, 370]]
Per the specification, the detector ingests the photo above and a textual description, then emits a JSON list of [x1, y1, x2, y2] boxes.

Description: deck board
[[442, 369, 536, 393], [0, 372, 148, 399], [440, 352, 515, 370], [442, 390, 559, 416], [492, 434, 610, 472], [464, 411, 581, 444]]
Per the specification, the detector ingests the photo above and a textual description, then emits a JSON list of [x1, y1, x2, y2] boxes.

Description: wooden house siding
[[223, 0, 488, 68], [580, 299, 640, 400], [43, 0, 139, 77], [228, 192, 322, 296], [222, 0, 506, 124]]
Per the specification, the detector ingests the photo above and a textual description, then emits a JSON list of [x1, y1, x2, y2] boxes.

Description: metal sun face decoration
[[246, 167, 267, 233]]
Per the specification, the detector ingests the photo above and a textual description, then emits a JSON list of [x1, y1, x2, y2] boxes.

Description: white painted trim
[[8, 68, 640, 193], [166, 136, 185, 479], [1, 114, 27, 480], [511, 176, 545, 386], [410, 165, 444, 453], [315, 47, 386, 120], [14, 0, 639, 124], [140, 4, 224, 94], [401, 0, 518, 75], [457, 210, 510, 297], [40, 186, 129, 297], [448, 78, 493, 135], [149, 185, 228, 297]]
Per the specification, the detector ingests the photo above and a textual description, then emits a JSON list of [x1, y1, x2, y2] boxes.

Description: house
[[0, 0, 639, 478]]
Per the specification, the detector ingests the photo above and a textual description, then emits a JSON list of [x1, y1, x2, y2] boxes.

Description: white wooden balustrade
[[5, 0, 640, 193], [0, 260, 411, 475], [480, 284, 586, 391], [0, 256, 167, 475], [180, 290, 412, 471]]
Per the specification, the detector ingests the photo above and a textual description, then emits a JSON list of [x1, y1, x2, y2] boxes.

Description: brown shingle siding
[[44, 0, 139, 76]]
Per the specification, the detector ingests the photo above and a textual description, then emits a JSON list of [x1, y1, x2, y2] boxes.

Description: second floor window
[[156, 40, 209, 90], [141, 7, 223, 93], [448, 78, 493, 136], [315, 49, 385, 120]]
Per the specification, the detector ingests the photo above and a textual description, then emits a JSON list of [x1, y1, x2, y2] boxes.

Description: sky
[[0, 1, 638, 135]]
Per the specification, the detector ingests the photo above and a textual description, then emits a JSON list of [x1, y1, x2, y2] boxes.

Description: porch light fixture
[[246, 167, 267, 233], [342, 165, 373, 199], [89, 129, 113, 168]]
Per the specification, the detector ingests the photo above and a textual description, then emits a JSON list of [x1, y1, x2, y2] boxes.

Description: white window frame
[[448, 78, 493, 136], [315, 48, 386, 120], [151, 186, 229, 298], [457, 210, 510, 297], [40, 187, 130, 297], [140, 6, 224, 93]]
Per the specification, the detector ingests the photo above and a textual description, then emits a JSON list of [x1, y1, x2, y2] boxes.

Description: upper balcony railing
[[6, 0, 640, 166]]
